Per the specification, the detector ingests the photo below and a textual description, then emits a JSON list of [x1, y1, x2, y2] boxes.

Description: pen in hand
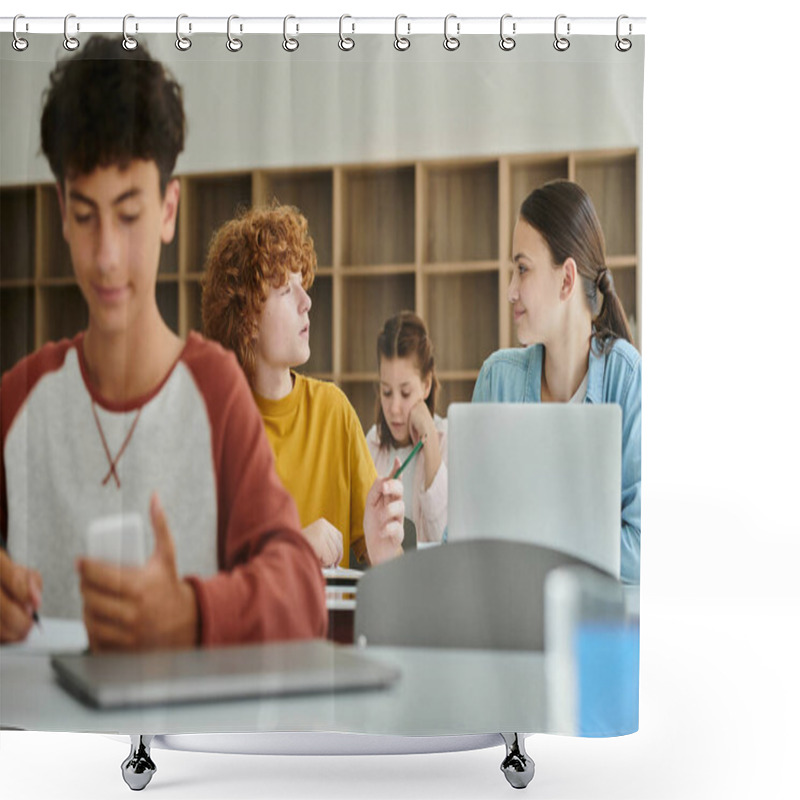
[[0, 546, 43, 630], [28, 572, 42, 629], [393, 438, 424, 479]]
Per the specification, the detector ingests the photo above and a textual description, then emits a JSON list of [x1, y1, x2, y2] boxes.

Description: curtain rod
[[2, 16, 646, 37]]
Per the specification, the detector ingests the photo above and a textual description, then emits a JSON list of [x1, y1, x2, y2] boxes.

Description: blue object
[[575, 621, 639, 736]]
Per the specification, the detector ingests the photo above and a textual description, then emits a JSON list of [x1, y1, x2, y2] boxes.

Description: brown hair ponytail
[[519, 180, 632, 350]]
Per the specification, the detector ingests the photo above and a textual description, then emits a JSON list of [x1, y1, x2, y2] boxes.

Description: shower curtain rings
[[283, 15, 299, 51], [12, 15, 29, 52], [339, 15, 355, 51], [175, 14, 192, 51], [64, 13, 79, 51], [553, 14, 570, 51], [553, 14, 570, 53], [122, 14, 138, 51], [615, 15, 632, 51], [499, 14, 516, 51], [226, 15, 243, 51], [394, 15, 410, 51], [443, 14, 460, 51]]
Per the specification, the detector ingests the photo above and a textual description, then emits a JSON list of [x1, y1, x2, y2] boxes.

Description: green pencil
[[393, 438, 424, 478]]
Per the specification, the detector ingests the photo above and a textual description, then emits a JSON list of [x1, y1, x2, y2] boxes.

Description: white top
[[365, 415, 448, 544], [568, 370, 589, 403]]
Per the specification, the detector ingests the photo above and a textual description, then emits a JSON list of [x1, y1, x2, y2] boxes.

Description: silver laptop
[[50, 639, 400, 709], [447, 403, 621, 578]]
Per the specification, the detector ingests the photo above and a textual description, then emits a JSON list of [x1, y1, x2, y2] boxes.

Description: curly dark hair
[[201, 204, 317, 386], [40, 36, 185, 194]]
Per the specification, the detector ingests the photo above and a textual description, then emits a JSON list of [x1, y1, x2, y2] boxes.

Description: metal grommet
[[443, 14, 460, 51], [282, 15, 299, 52], [175, 14, 192, 51], [615, 15, 632, 52], [553, 14, 570, 52], [394, 14, 410, 51], [12, 14, 29, 52], [63, 13, 79, 51], [499, 14, 516, 51], [122, 14, 138, 51], [338, 14, 355, 51], [226, 15, 242, 52]]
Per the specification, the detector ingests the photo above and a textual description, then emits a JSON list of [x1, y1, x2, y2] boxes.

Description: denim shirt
[[472, 337, 641, 585]]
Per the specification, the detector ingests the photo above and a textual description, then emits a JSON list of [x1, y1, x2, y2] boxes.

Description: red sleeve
[[182, 335, 327, 645], [1, 339, 73, 545]]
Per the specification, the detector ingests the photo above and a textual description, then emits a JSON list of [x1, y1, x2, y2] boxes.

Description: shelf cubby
[[574, 153, 637, 258], [0, 287, 35, 376], [341, 166, 415, 268], [182, 173, 253, 273], [340, 274, 415, 374], [425, 271, 498, 373], [182, 278, 204, 337], [302, 274, 333, 376], [38, 187, 72, 280], [425, 162, 498, 264], [155, 280, 179, 336], [0, 187, 37, 282], [339, 380, 378, 435]]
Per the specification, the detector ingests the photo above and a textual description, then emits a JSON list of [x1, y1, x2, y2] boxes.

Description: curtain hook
[[553, 14, 570, 51], [122, 14, 138, 51], [499, 14, 516, 51], [283, 15, 299, 52], [339, 14, 355, 51], [63, 13, 80, 51], [226, 15, 243, 52], [443, 14, 460, 51], [394, 14, 411, 51], [615, 15, 632, 52], [12, 14, 29, 52], [175, 14, 192, 51]]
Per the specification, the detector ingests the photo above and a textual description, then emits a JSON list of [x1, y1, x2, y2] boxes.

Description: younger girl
[[366, 312, 447, 546]]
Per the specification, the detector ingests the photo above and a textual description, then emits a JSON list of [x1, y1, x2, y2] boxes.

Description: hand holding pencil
[[0, 548, 42, 644], [363, 456, 408, 566]]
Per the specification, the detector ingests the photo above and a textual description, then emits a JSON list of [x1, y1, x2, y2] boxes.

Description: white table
[[0, 619, 543, 790]]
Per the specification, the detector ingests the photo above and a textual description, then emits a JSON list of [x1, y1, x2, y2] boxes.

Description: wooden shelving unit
[[0, 148, 640, 430]]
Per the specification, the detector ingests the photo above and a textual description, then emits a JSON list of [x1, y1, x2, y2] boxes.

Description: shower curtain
[[0, 15, 644, 792]]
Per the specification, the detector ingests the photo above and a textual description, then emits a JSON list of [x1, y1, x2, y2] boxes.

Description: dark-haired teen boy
[[0, 36, 327, 649]]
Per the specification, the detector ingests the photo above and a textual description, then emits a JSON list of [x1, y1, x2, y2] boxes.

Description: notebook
[[50, 638, 400, 709], [447, 403, 621, 578]]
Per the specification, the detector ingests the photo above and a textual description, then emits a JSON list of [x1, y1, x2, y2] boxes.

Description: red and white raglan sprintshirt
[[0, 332, 327, 645]]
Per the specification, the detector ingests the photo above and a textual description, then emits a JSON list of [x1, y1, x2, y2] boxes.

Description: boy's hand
[[0, 550, 42, 644], [77, 493, 198, 652], [363, 457, 405, 565], [302, 518, 344, 569]]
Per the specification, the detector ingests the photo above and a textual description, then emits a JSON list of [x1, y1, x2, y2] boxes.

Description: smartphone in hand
[[86, 512, 147, 567]]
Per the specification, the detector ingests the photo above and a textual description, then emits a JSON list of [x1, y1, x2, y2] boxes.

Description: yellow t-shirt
[[253, 373, 376, 567]]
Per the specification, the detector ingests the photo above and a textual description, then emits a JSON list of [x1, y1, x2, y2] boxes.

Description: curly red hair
[[201, 204, 316, 386]]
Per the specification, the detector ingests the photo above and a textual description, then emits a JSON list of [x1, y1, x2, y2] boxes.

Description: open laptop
[[447, 403, 621, 578], [50, 638, 400, 709]]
